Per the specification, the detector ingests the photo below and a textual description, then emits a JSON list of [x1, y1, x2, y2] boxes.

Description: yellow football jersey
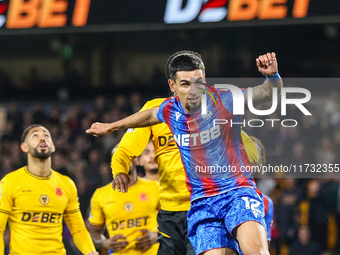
[[89, 178, 159, 255], [111, 98, 191, 211], [0, 166, 95, 255]]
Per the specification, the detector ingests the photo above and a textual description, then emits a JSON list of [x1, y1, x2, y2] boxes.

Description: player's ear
[[20, 142, 29, 153], [51, 142, 56, 153], [168, 79, 176, 93]]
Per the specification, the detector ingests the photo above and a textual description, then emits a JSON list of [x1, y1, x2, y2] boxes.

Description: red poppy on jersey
[[56, 188, 62, 196], [140, 193, 147, 201]]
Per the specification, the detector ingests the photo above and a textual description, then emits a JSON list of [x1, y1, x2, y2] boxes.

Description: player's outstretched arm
[[248, 52, 283, 107], [86, 108, 161, 137]]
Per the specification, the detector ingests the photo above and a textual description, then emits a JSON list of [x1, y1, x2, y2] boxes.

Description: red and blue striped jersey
[[157, 86, 256, 201]]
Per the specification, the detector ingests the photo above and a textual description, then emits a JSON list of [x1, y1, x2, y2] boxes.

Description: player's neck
[[27, 157, 52, 177], [128, 172, 137, 186], [144, 171, 159, 181]]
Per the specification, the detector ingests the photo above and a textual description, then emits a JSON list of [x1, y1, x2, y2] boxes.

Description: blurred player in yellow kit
[[88, 157, 159, 255], [138, 140, 159, 181], [108, 97, 260, 255], [0, 124, 98, 255]]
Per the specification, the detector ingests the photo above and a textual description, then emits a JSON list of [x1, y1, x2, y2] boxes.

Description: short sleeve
[[88, 189, 105, 226]]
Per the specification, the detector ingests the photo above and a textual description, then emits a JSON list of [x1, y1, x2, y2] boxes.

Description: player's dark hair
[[165, 51, 205, 81], [21, 124, 46, 142], [250, 136, 266, 165]]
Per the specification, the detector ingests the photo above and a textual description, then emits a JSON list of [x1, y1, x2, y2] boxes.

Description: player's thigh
[[157, 210, 186, 241], [224, 187, 268, 255], [157, 210, 188, 254], [202, 248, 238, 255], [188, 197, 239, 255], [157, 233, 175, 255], [235, 221, 269, 255]]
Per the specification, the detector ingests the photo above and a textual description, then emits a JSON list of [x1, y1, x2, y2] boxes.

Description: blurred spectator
[[85, 149, 102, 187], [93, 95, 109, 119], [289, 225, 322, 255], [6, 102, 23, 138], [52, 151, 73, 179], [32, 102, 47, 124], [279, 126, 302, 162], [333, 129, 340, 164], [114, 94, 130, 114], [300, 107, 320, 153], [290, 142, 313, 166], [323, 90, 339, 118], [276, 178, 304, 242], [73, 161, 89, 216], [1, 120, 16, 141], [98, 162, 113, 187], [47, 106, 62, 126], [22, 111, 33, 131], [315, 135, 335, 165], [79, 149, 102, 215], [306, 180, 329, 250], [9, 141, 25, 169], [130, 92, 142, 113], [0, 157, 13, 178], [65, 105, 81, 137]]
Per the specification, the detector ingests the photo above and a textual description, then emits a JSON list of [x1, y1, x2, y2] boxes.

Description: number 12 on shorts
[[242, 197, 261, 218]]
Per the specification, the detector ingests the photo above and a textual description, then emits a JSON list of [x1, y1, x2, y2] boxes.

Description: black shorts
[[157, 209, 195, 255]]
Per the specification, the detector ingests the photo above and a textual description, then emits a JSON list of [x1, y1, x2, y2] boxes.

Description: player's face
[[169, 69, 205, 113], [21, 127, 55, 159], [139, 142, 158, 171]]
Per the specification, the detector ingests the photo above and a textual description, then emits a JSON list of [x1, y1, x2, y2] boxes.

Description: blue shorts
[[187, 187, 266, 255]]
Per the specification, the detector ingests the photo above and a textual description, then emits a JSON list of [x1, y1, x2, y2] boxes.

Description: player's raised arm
[[86, 107, 161, 137], [247, 52, 283, 107]]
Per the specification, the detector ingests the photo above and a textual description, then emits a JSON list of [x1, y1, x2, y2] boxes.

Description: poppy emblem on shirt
[[124, 202, 134, 212], [40, 195, 50, 205], [56, 188, 62, 196], [140, 193, 147, 201], [187, 119, 198, 130]]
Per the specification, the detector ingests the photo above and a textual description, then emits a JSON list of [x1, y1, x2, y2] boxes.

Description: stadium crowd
[[1, 89, 340, 255]]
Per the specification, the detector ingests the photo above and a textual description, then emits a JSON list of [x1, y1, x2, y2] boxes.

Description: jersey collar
[[25, 166, 52, 180]]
